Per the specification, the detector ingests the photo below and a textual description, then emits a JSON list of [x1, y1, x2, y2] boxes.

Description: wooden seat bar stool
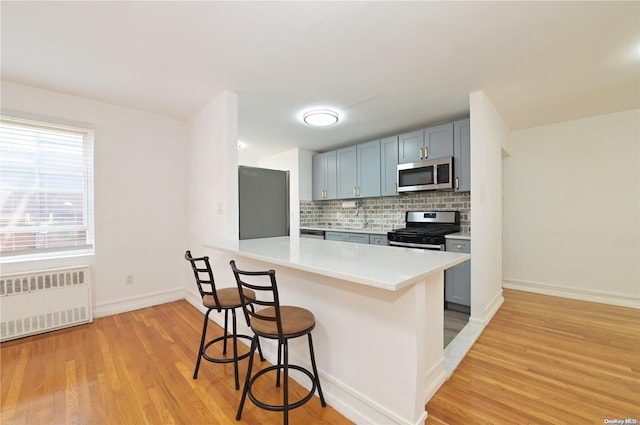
[[185, 251, 263, 390], [230, 260, 326, 425]]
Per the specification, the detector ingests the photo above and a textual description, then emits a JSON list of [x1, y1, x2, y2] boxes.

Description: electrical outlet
[[125, 275, 134, 285]]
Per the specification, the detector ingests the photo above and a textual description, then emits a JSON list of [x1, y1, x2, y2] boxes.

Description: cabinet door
[[369, 234, 388, 245], [345, 233, 370, 244], [337, 146, 357, 199], [312, 153, 325, 200], [312, 151, 338, 200], [424, 122, 454, 159], [398, 130, 424, 164], [445, 239, 471, 307], [453, 119, 470, 192], [356, 140, 381, 198], [325, 231, 346, 241], [381, 136, 398, 196]]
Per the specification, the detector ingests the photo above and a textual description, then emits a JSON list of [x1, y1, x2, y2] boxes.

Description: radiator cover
[[0, 266, 92, 342]]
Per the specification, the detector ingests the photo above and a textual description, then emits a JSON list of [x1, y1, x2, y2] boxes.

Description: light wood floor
[[0, 300, 348, 425], [1, 290, 638, 424], [426, 289, 640, 424]]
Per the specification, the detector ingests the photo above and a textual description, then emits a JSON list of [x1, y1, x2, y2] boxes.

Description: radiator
[[0, 266, 93, 342]]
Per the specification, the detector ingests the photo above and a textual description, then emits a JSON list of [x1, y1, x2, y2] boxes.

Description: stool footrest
[[201, 334, 253, 364], [247, 364, 318, 412]]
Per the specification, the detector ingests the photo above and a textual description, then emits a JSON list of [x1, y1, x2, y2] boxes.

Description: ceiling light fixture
[[303, 109, 339, 127]]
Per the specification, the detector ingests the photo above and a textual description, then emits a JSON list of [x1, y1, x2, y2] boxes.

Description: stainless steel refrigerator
[[238, 166, 290, 240]]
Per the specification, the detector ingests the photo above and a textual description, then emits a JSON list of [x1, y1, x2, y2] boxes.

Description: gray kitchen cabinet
[[346, 233, 370, 244], [325, 231, 386, 245], [398, 123, 453, 164], [380, 136, 398, 196], [312, 151, 337, 200], [337, 140, 381, 199], [445, 239, 471, 310], [336, 146, 357, 198], [369, 234, 388, 245], [398, 130, 424, 164], [424, 122, 454, 159], [325, 231, 347, 241], [453, 118, 470, 192]]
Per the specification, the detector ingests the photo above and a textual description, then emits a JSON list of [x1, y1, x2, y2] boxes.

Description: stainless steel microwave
[[397, 157, 453, 193]]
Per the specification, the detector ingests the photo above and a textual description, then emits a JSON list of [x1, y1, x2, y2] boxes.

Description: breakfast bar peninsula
[[206, 236, 470, 425]]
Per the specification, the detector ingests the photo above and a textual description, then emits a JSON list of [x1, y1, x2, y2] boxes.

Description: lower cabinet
[[369, 234, 388, 245], [325, 231, 347, 242], [325, 231, 388, 245], [445, 239, 471, 310]]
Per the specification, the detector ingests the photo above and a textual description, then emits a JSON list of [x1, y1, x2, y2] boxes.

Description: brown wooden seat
[[230, 260, 326, 425], [185, 251, 263, 390]]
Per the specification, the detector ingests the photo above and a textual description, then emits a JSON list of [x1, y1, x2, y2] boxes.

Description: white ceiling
[[2, 1, 639, 163]]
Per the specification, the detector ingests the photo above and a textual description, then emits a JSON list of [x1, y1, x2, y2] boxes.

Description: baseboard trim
[[94, 288, 185, 318], [503, 278, 640, 309]]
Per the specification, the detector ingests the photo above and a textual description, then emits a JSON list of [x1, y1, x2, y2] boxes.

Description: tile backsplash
[[300, 191, 470, 233]]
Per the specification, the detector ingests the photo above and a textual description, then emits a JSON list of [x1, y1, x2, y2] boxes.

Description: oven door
[[397, 157, 453, 193], [388, 240, 445, 251]]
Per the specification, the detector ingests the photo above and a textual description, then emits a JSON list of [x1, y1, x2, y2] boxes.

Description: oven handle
[[388, 241, 444, 250]]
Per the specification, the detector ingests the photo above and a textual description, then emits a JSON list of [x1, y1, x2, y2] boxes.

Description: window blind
[[0, 115, 94, 259]]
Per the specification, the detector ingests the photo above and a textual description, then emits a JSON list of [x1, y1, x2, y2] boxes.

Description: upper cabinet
[[380, 136, 399, 196], [312, 117, 469, 200], [453, 119, 470, 192], [337, 140, 381, 199], [425, 123, 454, 159], [398, 123, 453, 164], [398, 130, 424, 164], [312, 151, 337, 200]]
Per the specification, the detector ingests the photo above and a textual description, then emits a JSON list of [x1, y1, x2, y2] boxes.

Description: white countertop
[[206, 236, 470, 291]]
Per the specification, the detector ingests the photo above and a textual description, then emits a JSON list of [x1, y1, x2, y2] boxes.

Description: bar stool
[[230, 260, 326, 425], [185, 251, 263, 390]]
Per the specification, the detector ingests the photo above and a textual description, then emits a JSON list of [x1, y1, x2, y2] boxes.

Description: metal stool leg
[[236, 335, 258, 420], [308, 333, 326, 406], [223, 308, 229, 355], [283, 339, 289, 425], [276, 340, 282, 387], [231, 309, 240, 390], [193, 308, 212, 379]]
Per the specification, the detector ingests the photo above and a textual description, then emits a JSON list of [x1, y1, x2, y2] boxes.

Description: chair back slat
[[230, 260, 284, 339], [185, 250, 222, 311]]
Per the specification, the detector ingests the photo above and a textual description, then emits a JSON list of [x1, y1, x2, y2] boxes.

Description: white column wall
[[185, 91, 239, 300], [503, 109, 640, 307], [1, 81, 188, 316], [469, 91, 509, 323]]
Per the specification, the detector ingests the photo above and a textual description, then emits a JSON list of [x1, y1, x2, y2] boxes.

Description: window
[[0, 114, 94, 260]]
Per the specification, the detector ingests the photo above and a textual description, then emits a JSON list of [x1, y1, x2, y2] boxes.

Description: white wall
[[469, 91, 509, 323], [503, 109, 640, 307], [184, 91, 239, 301], [1, 81, 188, 316]]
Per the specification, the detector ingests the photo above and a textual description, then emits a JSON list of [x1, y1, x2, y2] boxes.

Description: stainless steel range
[[387, 211, 460, 250]]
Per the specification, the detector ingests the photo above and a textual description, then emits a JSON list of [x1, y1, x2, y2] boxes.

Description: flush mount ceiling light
[[303, 109, 339, 127]]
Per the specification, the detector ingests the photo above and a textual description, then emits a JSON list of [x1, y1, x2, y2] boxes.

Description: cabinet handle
[[353, 187, 357, 196], [424, 146, 429, 159], [456, 244, 463, 249], [455, 177, 460, 190], [357, 187, 361, 196], [419, 147, 424, 160]]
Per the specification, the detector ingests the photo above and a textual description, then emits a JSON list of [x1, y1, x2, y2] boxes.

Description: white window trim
[[0, 110, 95, 263]]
